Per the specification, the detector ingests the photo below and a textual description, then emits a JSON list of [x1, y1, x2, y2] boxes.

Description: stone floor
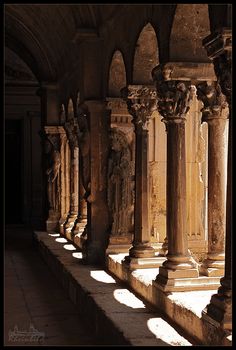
[[4, 226, 99, 346]]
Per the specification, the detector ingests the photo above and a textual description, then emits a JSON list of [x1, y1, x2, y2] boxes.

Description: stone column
[[72, 142, 88, 242], [152, 66, 199, 292], [201, 28, 232, 332], [58, 129, 68, 234], [64, 120, 79, 240], [72, 167, 87, 235], [196, 81, 228, 277], [121, 85, 166, 269]]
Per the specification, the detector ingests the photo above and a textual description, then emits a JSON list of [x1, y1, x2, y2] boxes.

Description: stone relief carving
[[152, 65, 196, 120], [107, 128, 135, 236], [196, 81, 228, 119], [45, 134, 61, 212], [76, 104, 91, 202], [121, 85, 157, 130], [65, 119, 79, 149]]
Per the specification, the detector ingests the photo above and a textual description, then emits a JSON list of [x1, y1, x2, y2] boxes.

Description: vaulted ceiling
[[4, 4, 231, 89]]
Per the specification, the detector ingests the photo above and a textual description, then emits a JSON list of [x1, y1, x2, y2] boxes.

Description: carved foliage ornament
[[152, 65, 196, 121], [121, 86, 157, 130], [196, 81, 228, 120], [203, 29, 232, 106], [214, 54, 232, 106]]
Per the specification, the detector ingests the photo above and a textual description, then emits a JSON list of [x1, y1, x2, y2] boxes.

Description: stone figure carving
[[76, 104, 91, 203], [107, 128, 134, 236], [152, 65, 196, 120], [196, 81, 228, 118], [45, 135, 61, 212]]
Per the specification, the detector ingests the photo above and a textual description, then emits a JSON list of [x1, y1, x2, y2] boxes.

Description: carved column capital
[[203, 28, 232, 105], [196, 81, 229, 123], [152, 65, 196, 124], [121, 85, 157, 130]]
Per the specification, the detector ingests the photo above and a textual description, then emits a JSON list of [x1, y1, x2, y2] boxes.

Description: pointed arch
[[133, 23, 159, 85], [170, 4, 211, 62], [108, 50, 127, 97]]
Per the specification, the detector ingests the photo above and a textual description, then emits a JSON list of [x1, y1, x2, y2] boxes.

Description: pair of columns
[[122, 27, 231, 331], [121, 64, 229, 292], [44, 123, 87, 237]]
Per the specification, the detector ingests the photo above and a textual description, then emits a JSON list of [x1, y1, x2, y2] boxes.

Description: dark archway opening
[[5, 119, 23, 224]]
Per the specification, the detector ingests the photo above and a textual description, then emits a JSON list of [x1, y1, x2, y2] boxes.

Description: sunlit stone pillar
[[152, 66, 199, 291], [202, 28, 232, 332], [196, 81, 228, 277], [121, 85, 166, 269], [64, 120, 79, 240]]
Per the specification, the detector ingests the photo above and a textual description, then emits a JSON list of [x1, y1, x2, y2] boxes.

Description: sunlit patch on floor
[[147, 318, 192, 346], [63, 244, 76, 251], [48, 233, 60, 237], [113, 289, 146, 309], [90, 270, 116, 283], [72, 252, 83, 259], [55, 237, 68, 243]]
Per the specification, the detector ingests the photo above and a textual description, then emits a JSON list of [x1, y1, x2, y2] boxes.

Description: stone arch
[[5, 11, 57, 82], [133, 23, 159, 85], [108, 50, 127, 97], [169, 4, 211, 62], [67, 98, 74, 121]]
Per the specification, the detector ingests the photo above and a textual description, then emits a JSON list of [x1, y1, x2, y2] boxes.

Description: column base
[[64, 214, 78, 240], [199, 257, 225, 277], [202, 292, 232, 331], [150, 242, 168, 256], [122, 255, 166, 270], [154, 265, 222, 292], [46, 216, 59, 232], [73, 232, 87, 251], [71, 219, 87, 236], [59, 217, 67, 235], [129, 244, 156, 259], [106, 244, 132, 254], [199, 266, 224, 277], [106, 234, 132, 254]]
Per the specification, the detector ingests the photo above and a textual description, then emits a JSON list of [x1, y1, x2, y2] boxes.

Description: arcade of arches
[[4, 4, 232, 346]]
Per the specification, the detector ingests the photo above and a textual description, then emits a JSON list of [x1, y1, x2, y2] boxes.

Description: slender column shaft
[[152, 66, 199, 290], [197, 82, 228, 276], [166, 120, 188, 258], [122, 85, 157, 259], [134, 127, 150, 245], [202, 27, 232, 331], [70, 146, 79, 214], [79, 168, 87, 220]]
